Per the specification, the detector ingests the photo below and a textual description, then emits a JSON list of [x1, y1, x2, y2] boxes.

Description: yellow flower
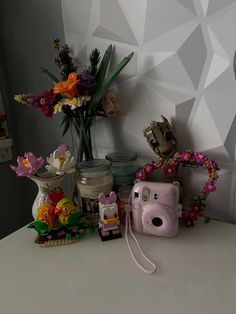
[[70, 98, 77, 106], [54, 103, 60, 111]]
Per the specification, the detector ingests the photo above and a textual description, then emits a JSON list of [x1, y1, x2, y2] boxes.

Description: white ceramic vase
[[29, 172, 64, 219]]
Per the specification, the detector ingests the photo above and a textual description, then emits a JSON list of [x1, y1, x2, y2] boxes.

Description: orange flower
[[54, 72, 79, 98], [101, 94, 119, 117]]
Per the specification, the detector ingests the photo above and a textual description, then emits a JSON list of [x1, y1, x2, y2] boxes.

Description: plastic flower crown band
[[136, 149, 220, 227], [11, 144, 75, 177]]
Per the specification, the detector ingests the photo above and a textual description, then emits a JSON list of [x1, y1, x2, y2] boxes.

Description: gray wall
[[0, 0, 66, 238]]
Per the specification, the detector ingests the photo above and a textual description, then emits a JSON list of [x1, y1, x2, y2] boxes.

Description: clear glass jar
[[117, 185, 132, 224], [76, 159, 113, 220], [105, 152, 139, 189]]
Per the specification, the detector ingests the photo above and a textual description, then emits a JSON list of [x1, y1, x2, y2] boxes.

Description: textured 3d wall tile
[[62, 0, 236, 221]]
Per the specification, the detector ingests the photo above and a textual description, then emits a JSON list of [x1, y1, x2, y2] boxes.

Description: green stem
[[73, 114, 93, 162], [78, 112, 93, 160], [72, 117, 83, 162]]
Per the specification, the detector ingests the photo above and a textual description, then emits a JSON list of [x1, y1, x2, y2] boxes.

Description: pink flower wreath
[[136, 149, 220, 227]]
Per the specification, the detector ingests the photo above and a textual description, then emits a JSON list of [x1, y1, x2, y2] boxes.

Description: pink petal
[[58, 144, 68, 155]]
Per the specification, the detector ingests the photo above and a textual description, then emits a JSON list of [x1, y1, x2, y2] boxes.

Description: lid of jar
[[106, 151, 137, 162], [77, 159, 112, 175]]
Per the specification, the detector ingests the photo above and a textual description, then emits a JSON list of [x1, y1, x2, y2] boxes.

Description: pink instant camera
[[131, 181, 182, 237]]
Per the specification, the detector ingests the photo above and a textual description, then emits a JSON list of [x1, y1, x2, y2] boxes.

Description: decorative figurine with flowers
[[14, 40, 134, 162], [139, 117, 220, 227], [11, 144, 93, 246]]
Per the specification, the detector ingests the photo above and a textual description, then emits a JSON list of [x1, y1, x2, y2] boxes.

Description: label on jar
[[77, 176, 113, 199], [77, 176, 113, 215]]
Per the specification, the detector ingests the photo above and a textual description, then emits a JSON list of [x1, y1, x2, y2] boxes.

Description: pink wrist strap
[[125, 205, 157, 274]]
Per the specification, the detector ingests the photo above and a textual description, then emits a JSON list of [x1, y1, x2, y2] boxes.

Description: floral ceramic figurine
[[14, 40, 134, 162], [11, 144, 93, 246], [11, 144, 75, 219]]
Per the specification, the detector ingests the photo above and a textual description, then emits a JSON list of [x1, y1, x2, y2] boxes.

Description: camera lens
[[152, 217, 163, 227]]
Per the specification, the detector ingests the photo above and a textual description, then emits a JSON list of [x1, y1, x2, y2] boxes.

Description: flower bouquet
[[10, 144, 93, 246], [14, 40, 134, 162]]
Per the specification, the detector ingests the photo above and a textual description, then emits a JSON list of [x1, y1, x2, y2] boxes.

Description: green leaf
[[61, 116, 70, 136], [27, 222, 36, 229], [34, 220, 49, 234], [67, 211, 82, 226], [60, 115, 67, 126], [89, 52, 134, 114], [95, 45, 113, 89], [40, 67, 59, 83]]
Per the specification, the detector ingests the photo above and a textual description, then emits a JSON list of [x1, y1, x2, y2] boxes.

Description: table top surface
[[1, 219, 236, 314]]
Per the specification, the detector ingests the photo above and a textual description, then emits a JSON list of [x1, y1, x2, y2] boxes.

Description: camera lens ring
[[142, 206, 175, 236]]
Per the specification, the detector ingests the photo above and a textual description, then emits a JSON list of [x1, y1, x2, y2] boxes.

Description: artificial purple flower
[[78, 72, 96, 90], [11, 152, 44, 176]]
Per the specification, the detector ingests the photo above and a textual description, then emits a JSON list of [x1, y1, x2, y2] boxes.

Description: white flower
[[46, 144, 76, 175]]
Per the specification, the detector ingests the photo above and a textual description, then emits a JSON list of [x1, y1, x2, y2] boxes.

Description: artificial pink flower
[[163, 164, 177, 177], [203, 180, 216, 194], [179, 151, 191, 161], [11, 152, 44, 176], [194, 152, 207, 164], [136, 169, 146, 180], [145, 164, 153, 173], [58, 144, 69, 155]]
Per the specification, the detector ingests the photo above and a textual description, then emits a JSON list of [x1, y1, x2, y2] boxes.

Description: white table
[[1, 220, 236, 314]]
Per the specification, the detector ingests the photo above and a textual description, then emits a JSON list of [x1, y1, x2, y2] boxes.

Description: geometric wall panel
[[143, 54, 196, 92], [62, 0, 236, 222], [99, 0, 137, 45], [204, 28, 230, 88], [178, 25, 207, 89], [143, 0, 194, 44], [63, 0, 92, 36], [190, 97, 223, 152], [176, 0, 196, 15], [207, 0, 236, 16], [118, 0, 148, 46]]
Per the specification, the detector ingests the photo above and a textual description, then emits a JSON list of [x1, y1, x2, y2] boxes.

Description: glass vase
[[29, 172, 64, 219], [71, 115, 98, 163]]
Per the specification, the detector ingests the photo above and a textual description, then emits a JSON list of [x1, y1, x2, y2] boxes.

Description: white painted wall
[[62, 0, 236, 222]]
